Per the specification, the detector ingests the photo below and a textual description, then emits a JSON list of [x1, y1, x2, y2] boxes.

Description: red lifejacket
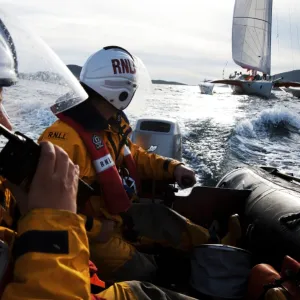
[[89, 260, 107, 300], [57, 113, 140, 215]]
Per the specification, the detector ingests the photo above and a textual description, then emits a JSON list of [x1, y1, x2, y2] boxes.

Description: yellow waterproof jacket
[[38, 117, 181, 221], [1, 209, 90, 300], [0, 209, 196, 300]]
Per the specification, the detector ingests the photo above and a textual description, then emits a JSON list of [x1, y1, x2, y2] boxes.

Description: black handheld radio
[[0, 124, 94, 201]]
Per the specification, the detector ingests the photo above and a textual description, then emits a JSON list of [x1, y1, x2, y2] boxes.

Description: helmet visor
[[124, 55, 152, 115], [0, 9, 88, 140]]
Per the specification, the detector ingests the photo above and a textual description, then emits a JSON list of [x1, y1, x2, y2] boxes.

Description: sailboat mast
[[269, 0, 273, 75]]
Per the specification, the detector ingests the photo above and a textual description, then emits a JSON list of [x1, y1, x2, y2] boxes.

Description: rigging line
[[288, 8, 295, 70], [222, 61, 228, 79], [297, 26, 300, 51], [296, 0, 300, 64], [276, 13, 279, 60], [293, 1, 300, 64], [296, 0, 300, 67]]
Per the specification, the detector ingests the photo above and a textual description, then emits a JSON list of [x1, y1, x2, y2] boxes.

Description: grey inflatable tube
[[216, 166, 300, 269]]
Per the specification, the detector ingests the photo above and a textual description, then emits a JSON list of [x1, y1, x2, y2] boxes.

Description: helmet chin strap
[[91, 96, 118, 120], [107, 111, 124, 131]]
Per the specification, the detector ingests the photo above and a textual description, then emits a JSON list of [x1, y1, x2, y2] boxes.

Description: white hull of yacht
[[212, 79, 273, 99], [233, 80, 273, 98], [199, 83, 214, 95], [239, 80, 273, 99]]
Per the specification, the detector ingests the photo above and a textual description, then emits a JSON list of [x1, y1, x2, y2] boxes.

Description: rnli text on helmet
[[111, 59, 136, 75]]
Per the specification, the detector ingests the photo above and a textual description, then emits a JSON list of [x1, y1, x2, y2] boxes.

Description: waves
[[128, 86, 300, 184], [234, 106, 300, 139], [230, 106, 300, 176], [3, 80, 58, 140], [181, 119, 232, 185]]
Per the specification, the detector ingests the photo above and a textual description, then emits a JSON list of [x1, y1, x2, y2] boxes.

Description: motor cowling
[[131, 118, 182, 161]]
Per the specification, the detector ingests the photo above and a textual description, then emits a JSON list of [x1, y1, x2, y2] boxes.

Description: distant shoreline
[[66, 65, 188, 86], [151, 79, 187, 85]]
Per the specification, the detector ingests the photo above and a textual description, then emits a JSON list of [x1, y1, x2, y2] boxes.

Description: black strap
[[85, 216, 93, 232], [163, 159, 172, 172], [107, 112, 132, 162], [115, 129, 132, 162], [13, 230, 69, 260]]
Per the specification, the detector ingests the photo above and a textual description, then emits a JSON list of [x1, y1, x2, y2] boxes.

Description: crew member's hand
[[5, 141, 79, 215], [174, 164, 196, 188]]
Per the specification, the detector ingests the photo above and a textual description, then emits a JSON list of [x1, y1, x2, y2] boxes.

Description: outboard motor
[[131, 118, 182, 161]]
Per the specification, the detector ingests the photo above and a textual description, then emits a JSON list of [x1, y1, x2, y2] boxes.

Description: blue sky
[[2, 0, 300, 85]]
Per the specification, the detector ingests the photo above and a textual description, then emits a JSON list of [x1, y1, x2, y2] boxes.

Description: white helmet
[[80, 46, 139, 110], [0, 18, 17, 87]]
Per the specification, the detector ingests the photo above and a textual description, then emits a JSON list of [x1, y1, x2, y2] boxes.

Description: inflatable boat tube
[[217, 166, 300, 269]]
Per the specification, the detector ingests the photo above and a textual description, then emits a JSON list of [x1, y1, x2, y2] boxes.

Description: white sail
[[232, 0, 273, 74]]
